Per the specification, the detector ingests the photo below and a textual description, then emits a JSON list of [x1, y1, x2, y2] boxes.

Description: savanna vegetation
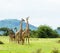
[[0, 27, 14, 36], [0, 25, 60, 53], [30, 25, 59, 38], [0, 25, 59, 38], [0, 36, 60, 53]]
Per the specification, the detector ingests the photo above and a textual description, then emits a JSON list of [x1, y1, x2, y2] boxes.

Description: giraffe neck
[[20, 20, 22, 30], [26, 20, 29, 30]]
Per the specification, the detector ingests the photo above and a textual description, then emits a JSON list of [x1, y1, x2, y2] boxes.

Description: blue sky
[[0, 0, 60, 29]]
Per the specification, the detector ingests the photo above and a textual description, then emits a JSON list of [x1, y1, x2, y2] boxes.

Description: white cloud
[[28, 17, 60, 29], [48, 0, 60, 3], [0, 0, 60, 29]]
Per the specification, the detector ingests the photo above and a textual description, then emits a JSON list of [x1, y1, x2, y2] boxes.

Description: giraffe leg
[[26, 37, 27, 43], [28, 34, 30, 44], [17, 36, 20, 44], [28, 37, 29, 44], [22, 39, 24, 45], [22, 36, 25, 45]]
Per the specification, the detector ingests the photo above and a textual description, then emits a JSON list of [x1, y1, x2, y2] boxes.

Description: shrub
[[0, 41, 4, 44], [57, 40, 60, 43], [52, 48, 59, 53], [36, 49, 42, 53], [32, 48, 42, 53]]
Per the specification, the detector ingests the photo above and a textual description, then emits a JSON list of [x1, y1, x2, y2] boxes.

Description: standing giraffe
[[25, 17, 30, 44], [20, 17, 30, 44], [15, 18, 25, 44], [9, 29, 15, 42], [19, 17, 30, 44]]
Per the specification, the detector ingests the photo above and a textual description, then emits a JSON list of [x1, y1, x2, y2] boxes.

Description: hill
[[56, 29, 60, 34], [0, 19, 37, 31]]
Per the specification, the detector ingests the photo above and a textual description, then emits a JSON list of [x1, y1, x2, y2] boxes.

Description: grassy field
[[0, 36, 60, 53]]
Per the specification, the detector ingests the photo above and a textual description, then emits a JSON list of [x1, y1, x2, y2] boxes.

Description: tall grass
[[0, 36, 60, 53]]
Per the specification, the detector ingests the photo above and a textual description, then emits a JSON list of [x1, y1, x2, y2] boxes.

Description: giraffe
[[15, 30, 20, 43], [9, 32, 15, 41], [18, 17, 30, 45], [25, 17, 30, 44], [9, 29, 15, 42], [21, 30, 26, 45], [15, 18, 25, 44]]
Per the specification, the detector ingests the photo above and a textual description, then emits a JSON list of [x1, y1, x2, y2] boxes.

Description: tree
[[37, 25, 59, 38], [0, 27, 15, 36], [0, 27, 9, 36], [30, 30, 38, 38]]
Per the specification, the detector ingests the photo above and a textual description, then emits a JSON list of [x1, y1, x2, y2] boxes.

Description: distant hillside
[[56, 29, 60, 34], [0, 19, 37, 31]]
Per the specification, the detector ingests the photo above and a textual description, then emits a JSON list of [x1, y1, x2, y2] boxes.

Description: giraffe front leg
[[28, 37, 29, 44], [26, 37, 27, 44], [21, 36, 25, 45], [22, 39, 25, 45], [28, 34, 30, 44]]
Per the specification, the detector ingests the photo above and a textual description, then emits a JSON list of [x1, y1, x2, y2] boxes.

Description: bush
[[52, 48, 59, 53], [36, 49, 42, 53], [32, 48, 42, 53], [0, 41, 4, 44], [57, 40, 60, 43], [37, 25, 59, 38]]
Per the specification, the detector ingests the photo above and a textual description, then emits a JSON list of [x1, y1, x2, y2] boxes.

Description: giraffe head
[[26, 16, 29, 21], [21, 18, 25, 21]]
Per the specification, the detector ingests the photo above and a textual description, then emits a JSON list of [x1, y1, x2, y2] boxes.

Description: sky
[[0, 0, 60, 29]]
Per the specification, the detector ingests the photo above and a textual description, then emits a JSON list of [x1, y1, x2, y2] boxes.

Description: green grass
[[0, 36, 60, 53]]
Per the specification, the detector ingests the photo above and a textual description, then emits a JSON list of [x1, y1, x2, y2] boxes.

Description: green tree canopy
[[30, 30, 38, 38], [37, 25, 59, 38], [0, 27, 15, 36]]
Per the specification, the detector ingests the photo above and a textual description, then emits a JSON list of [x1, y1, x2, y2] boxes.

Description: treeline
[[30, 25, 60, 38], [0, 27, 14, 36], [0, 25, 60, 38]]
